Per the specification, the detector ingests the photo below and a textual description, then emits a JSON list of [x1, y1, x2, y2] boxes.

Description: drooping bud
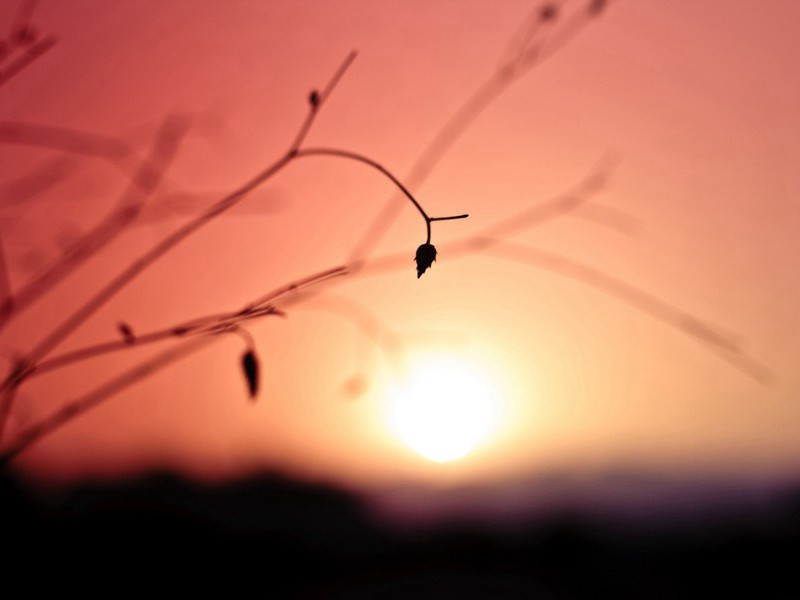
[[539, 3, 558, 21], [415, 243, 437, 278], [241, 350, 260, 400], [117, 321, 135, 345], [308, 89, 320, 108], [588, 0, 607, 17]]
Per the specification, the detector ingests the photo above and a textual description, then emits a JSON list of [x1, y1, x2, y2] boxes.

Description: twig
[[9, 52, 357, 369], [0, 114, 191, 332], [20, 266, 346, 382], [294, 147, 468, 243], [0, 34, 56, 88], [346, 0, 606, 266], [8, 0, 39, 42], [0, 336, 217, 467], [482, 240, 771, 383]]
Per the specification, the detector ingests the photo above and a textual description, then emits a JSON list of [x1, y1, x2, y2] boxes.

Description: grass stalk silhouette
[[347, 0, 609, 267], [0, 152, 770, 463], [0, 0, 771, 467], [0, 46, 472, 442]]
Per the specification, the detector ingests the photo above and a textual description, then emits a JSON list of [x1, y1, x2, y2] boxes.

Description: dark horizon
[[5, 466, 799, 597]]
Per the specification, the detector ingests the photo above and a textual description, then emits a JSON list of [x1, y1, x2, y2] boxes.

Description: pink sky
[[1, 1, 798, 495]]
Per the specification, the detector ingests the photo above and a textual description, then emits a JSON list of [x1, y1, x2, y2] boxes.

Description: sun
[[384, 356, 504, 463]]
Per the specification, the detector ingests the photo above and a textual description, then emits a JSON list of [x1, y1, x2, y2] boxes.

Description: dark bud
[[415, 243, 437, 278], [539, 3, 558, 21], [588, 0, 607, 17], [308, 89, 320, 108], [117, 322, 135, 345], [241, 350, 259, 400]]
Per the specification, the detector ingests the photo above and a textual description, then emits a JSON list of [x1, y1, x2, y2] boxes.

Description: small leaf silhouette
[[117, 322, 135, 345], [241, 350, 259, 400], [308, 89, 320, 107], [415, 243, 437, 278]]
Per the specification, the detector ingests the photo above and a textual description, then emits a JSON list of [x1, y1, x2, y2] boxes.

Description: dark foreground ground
[[3, 470, 799, 598]]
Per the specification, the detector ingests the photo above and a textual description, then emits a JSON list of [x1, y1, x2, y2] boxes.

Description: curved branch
[[294, 147, 468, 243]]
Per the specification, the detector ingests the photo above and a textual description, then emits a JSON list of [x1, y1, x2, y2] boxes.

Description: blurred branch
[[0, 114, 192, 332], [0, 34, 56, 88], [481, 240, 772, 383], [0, 336, 217, 467], [295, 147, 468, 244], [26, 266, 343, 380], [293, 292, 404, 366], [347, 0, 608, 267], [3, 52, 359, 371]]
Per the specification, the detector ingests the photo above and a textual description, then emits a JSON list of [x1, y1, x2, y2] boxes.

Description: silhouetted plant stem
[[0, 154, 769, 462], [6, 53, 359, 375], [482, 240, 771, 383], [347, 0, 606, 267], [289, 51, 357, 152], [294, 147, 468, 244], [0, 336, 217, 467], [23, 266, 344, 382], [0, 34, 55, 88], [0, 114, 191, 332]]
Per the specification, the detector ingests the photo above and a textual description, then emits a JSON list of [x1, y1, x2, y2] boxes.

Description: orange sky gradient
[[1, 0, 798, 506]]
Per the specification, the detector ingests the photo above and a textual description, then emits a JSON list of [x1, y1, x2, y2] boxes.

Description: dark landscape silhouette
[[4, 468, 799, 597]]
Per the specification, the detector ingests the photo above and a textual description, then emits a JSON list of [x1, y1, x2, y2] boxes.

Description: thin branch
[[0, 336, 217, 467], [295, 147, 468, 243], [0, 121, 131, 158], [10, 52, 356, 367], [0, 114, 192, 332], [288, 50, 357, 152], [0, 34, 56, 88], [482, 239, 771, 383], [8, 0, 39, 41], [23, 266, 345, 381], [346, 0, 606, 266]]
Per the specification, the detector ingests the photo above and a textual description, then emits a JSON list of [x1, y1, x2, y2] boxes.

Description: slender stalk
[[28, 266, 345, 381], [346, 0, 603, 266], [0, 34, 56, 88], [13, 53, 358, 367], [294, 147, 468, 243], [0, 114, 191, 331], [0, 337, 217, 467]]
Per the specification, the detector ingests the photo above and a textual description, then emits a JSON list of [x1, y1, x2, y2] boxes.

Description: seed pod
[[241, 350, 259, 400], [117, 322, 135, 345], [415, 243, 437, 278], [588, 0, 607, 17], [539, 4, 558, 21]]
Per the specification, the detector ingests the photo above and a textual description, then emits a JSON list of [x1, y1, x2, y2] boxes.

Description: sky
[[0, 0, 798, 512]]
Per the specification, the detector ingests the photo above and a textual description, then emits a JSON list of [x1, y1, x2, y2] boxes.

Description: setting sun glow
[[384, 357, 504, 463]]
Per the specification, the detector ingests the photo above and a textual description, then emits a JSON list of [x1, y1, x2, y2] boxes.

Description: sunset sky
[[1, 0, 798, 517]]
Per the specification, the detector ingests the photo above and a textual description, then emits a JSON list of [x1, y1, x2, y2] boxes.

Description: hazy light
[[385, 357, 504, 463]]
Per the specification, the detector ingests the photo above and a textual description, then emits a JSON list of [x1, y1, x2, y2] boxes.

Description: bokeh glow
[[384, 356, 505, 463]]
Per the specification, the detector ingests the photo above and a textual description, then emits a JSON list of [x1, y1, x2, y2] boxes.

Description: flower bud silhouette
[[415, 243, 437, 278], [241, 350, 259, 400]]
